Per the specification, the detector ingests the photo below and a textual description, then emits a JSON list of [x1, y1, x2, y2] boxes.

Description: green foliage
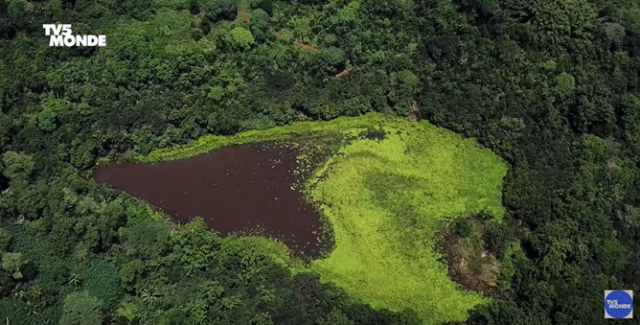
[[1, 151, 34, 181], [230, 27, 255, 48], [1, 252, 24, 279], [341, 96, 371, 116], [80, 259, 121, 306], [37, 108, 58, 132], [600, 22, 625, 48], [317, 309, 353, 325], [111, 0, 154, 20], [7, 0, 28, 24], [0, 229, 11, 252], [0, 299, 62, 325], [138, 113, 390, 162], [241, 115, 277, 131], [2, 0, 640, 323], [207, 85, 225, 101], [59, 291, 103, 325], [389, 70, 419, 116], [119, 217, 171, 259], [253, 0, 272, 15], [503, 0, 600, 48], [555, 72, 575, 95], [120, 259, 144, 291], [189, 0, 199, 14], [250, 8, 269, 42], [456, 218, 475, 238], [251, 312, 275, 325], [172, 218, 221, 274], [203, 0, 237, 21], [338, 1, 360, 22], [306, 118, 506, 324]]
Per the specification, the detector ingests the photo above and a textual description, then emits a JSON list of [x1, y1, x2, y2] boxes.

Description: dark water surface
[[94, 143, 324, 258]]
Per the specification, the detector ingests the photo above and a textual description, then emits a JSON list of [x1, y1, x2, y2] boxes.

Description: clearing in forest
[[105, 113, 507, 325], [305, 118, 506, 324]]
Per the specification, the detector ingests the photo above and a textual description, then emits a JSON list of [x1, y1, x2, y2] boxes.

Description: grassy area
[[137, 113, 388, 163], [140, 113, 507, 324], [306, 119, 506, 324]]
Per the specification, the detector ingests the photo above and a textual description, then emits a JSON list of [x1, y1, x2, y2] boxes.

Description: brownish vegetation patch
[[435, 216, 502, 297], [237, 11, 250, 23], [335, 69, 349, 78], [408, 100, 421, 121], [293, 41, 319, 53]]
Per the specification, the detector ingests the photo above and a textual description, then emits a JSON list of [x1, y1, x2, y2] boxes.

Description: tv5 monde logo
[[42, 24, 106, 47], [605, 290, 633, 319]]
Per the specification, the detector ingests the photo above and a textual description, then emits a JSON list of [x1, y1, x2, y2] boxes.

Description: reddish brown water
[[94, 143, 325, 258]]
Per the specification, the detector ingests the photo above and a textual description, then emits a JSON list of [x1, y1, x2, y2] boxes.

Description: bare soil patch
[[435, 216, 502, 297], [293, 41, 319, 52], [237, 11, 250, 23]]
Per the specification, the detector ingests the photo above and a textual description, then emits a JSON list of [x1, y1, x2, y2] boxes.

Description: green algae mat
[[139, 113, 507, 324]]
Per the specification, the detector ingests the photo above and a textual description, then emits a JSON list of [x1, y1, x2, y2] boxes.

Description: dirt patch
[[335, 69, 348, 78], [94, 142, 331, 259], [237, 11, 250, 23], [408, 101, 420, 121], [435, 216, 502, 297], [274, 34, 319, 53], [293, 41, 319, 53]]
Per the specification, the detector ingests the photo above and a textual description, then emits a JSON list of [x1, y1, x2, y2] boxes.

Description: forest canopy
[[2, 0, 640, 324]]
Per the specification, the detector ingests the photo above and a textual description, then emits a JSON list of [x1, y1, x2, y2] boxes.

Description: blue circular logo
[[605, 290, 633, 319]]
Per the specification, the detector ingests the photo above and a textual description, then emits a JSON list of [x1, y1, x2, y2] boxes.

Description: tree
[[111, 0, 154, 20], [600, 22, 625, 50], [0, 113, 9, 153], [338, 1, 360, 23], [7, 0, 28, 27], [2, 151, 34, 181], [204, 0, 237, 21], [0, 271, 16, 298], [69, 273, 81, 286], [37, 108, 58, 132], [503, 0, 599, 48], [230, 27, 255, 48], [59, 291, 103, 325], [140, 287, 162, 306], [189, 0, 200, 14], [0, 229, 10, 252], [250, 9, 269, 42], [1, 252, 23, 279], [389, 70, 419, 116], [120, 259, 144, 291], [120, 218, 171, 260], [115, 302, 138, 323], [555, 72, 575, 96], [254, 0, 272, 15], [201, 16, 211, 35], [317, 309, 353, 325]]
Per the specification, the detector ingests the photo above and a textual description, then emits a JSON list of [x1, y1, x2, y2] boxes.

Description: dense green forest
[[1, 0, 640, 323]]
